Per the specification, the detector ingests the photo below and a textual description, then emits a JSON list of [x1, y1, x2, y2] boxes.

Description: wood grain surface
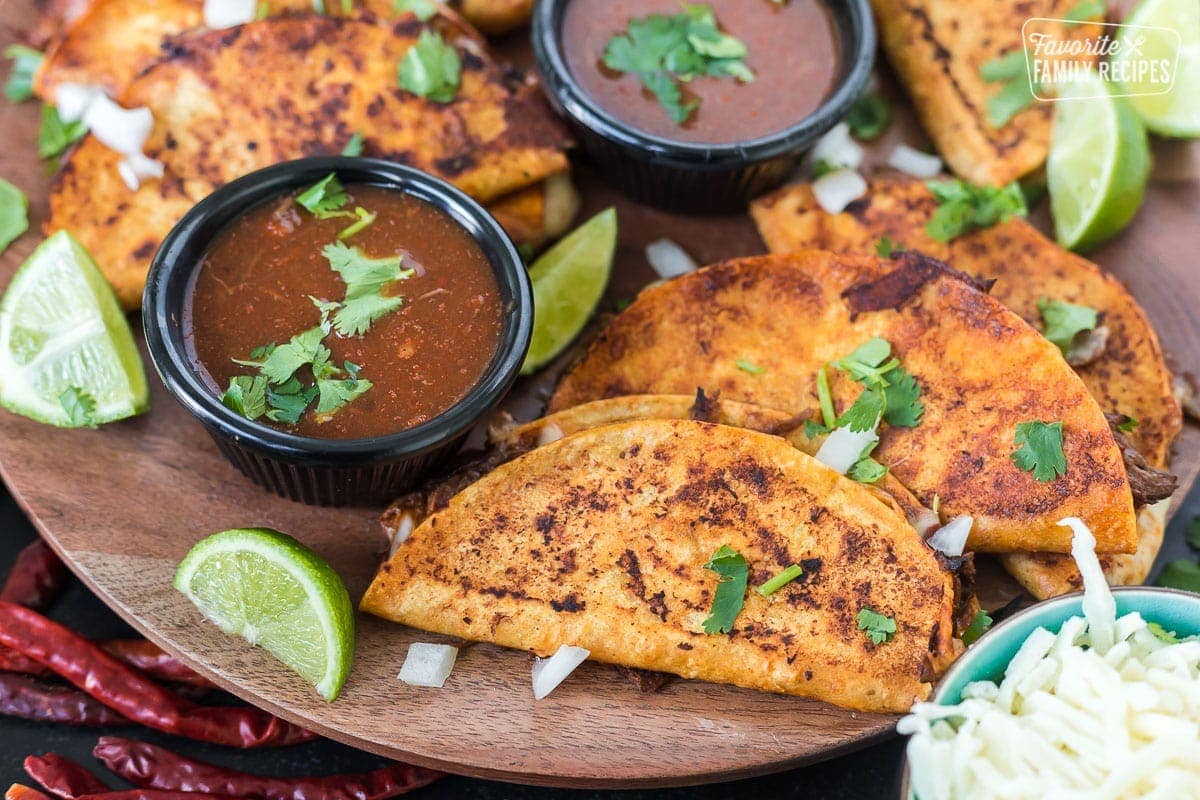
[[0, 0, 1197, 787]]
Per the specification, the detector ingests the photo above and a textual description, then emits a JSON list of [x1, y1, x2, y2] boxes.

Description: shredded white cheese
[[901, 517, 1200, 799]]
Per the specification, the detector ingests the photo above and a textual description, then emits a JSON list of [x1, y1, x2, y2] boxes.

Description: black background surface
[[0, 483, 1195, 799]]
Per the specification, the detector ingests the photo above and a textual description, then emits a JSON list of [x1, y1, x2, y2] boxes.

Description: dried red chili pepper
[[97, 641, 212, 689], [0, 541, 69, 612], [0, 673, 127, 727], [77, 793, 234, 799], [93, 737, 444, 800], [0, 648, 47, 676], [6, 784, 52, 800], [0, 603, 313, 748], [23, 754, 109, 799]]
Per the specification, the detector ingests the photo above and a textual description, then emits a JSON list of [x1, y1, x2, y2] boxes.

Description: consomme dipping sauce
[[185, 181, 503, 440], [562, 0, 840, 144]]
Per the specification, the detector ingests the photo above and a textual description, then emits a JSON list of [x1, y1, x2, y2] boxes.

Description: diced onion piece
[[83, 96, 153, 155], [398, 643, 458, 688], [814, 425, 878, 475], [55, 83, 103, 123], [887, 143, 943, 179], [811, 122, 863, 172], [1062, 516, 1116, 653], [812, 169, 867, 214], [1066, 325, 1109, 367], [645, 238, 698, 280], [537, 422, 564, 447], [926, 515, 973, 557], [532, 644, 589, 700], [204, 0, 256, 28], [909, 507, 941, 537], [116, 153, 164, 191], [387, 510, 417, 559]]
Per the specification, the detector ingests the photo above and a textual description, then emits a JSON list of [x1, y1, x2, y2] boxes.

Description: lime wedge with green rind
[[521, 208, 617, 375], [1116, 0, 1200, 137], [174, 528, 355, 702], [1048, 71, 1150, 252], [0, 231, 148, 427]]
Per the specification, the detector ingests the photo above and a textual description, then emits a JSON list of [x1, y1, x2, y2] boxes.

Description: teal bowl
[[900, 586, 1200, 799]]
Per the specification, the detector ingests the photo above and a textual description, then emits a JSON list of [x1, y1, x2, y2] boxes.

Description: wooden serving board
[[1, 1, 1198, 788]]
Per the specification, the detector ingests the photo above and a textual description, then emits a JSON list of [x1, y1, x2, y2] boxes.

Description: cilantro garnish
[[816, 365, 836, 429], [856, 607, 896, 645], [875, 236, 903, 258], [735, 358, 765, 375], [394, 0, 437, 20], [220, 375, 268, 420], [925, 178, 1027, 242], [845, 91, 891, 141], [1147, 621, 1180, 644], [756, 564, 803, 597], [980, 49, 1037, 127], [832, 337, 924, 429], [58, 386, 97, 427], [337, 207, 377, 240], [603, 4, 753, 125], [255, 2, 270, 20], [4, 45, 42, 103], [1011, 420, 1067, 482], [847, 454, 887, 484], [803, 418, 829, 439], [254, 325, 329, 384], [701, 544, 748, 634], [1116, 416, 1139, 433], [1037, 297, 1098, 356], [316, 377, 373, 415], [321, 242, 413, 336], [341, 132, 364, 157], [1156, 559, 1200, 593], [37, 104, 87, 160], [961, 610, 992, 646], [296, 173, 353, 219], [836, 387, 884, 433], [881, 369, 923, 428], [398, 29, 461, 104]]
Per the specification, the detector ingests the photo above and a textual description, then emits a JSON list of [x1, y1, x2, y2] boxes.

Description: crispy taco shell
[[362, 418, 959, 713]]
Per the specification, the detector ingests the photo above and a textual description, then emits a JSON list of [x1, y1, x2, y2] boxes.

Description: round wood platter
[[1, 1, 1199, 788]]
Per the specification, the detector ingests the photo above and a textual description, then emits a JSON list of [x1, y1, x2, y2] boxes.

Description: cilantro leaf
[[856, 607, 896, 645], [1147, 621, 1180, 644], [833, 337, 899, 388], [399, 28, 461, 104], [803, 418, 830, 439], [322, 241, 407, 296], [1011, 420, 1067, 482], [394, 0, 437, 21], [315, 378, 373, 416], [701, 544, 748, 634], [266, 379, 318, 424], [846, 91, 891, 141], [296, 173, 352, 219], [735, 358, 765, 375], [37, 104, 88, 160], [836, 387, 884, 433], [220, 375, 268, 420], [925, 179, 1027, 242], [980, 50, 1037, 127], [848, 455, 887, 484], [1115, 416, 1139, 433], [1037, 297, 1098, 356], [1156, 559, 1200, 593], [4, 45, 42, 103], [603, 4, 752, 125], [756, 564, 803, 597], [334, 293, 404, 337], [58, 386, 97, 427], [961, 610, 992, 646], [882, 368, 923, 428], [341, 132, 364, 157], [875, 236, 903, 257], [337, 206, 376, 240], [258, 325, 328, 384]]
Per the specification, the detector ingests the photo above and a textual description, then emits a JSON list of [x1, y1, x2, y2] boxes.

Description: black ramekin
[[143, 157, 532, 507], [532, 0, 876, 213]]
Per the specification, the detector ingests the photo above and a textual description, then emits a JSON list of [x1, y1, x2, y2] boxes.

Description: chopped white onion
[[645, 238, 698, 280], [811, 169, 867, 215], [387, 510, 417, 559], [54, 83, 104, 123], [83, 96, 153, 156], [926, 515, 973, 557], [398, 642, 458, 688], [536, 422, 564, 447], [814, 425, 878, 475], [810, 122, 863, 172], [203, 0, 256, 28], [532, 644, 589, 700], [117, 153, 164, 191], [887, 143, 943, 179]]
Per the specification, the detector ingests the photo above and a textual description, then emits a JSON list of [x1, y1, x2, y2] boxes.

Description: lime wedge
[[174, 528, 355, 702], [520, 208, 617, 375], [1047, 71, 1150, 251], [1116, 0, 1200, 137], [0, 231, 148, 427]]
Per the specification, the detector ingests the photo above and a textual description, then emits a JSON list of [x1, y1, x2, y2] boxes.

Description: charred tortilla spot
[[550, 594, 585, 612], [842, 251, 992, 319]]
